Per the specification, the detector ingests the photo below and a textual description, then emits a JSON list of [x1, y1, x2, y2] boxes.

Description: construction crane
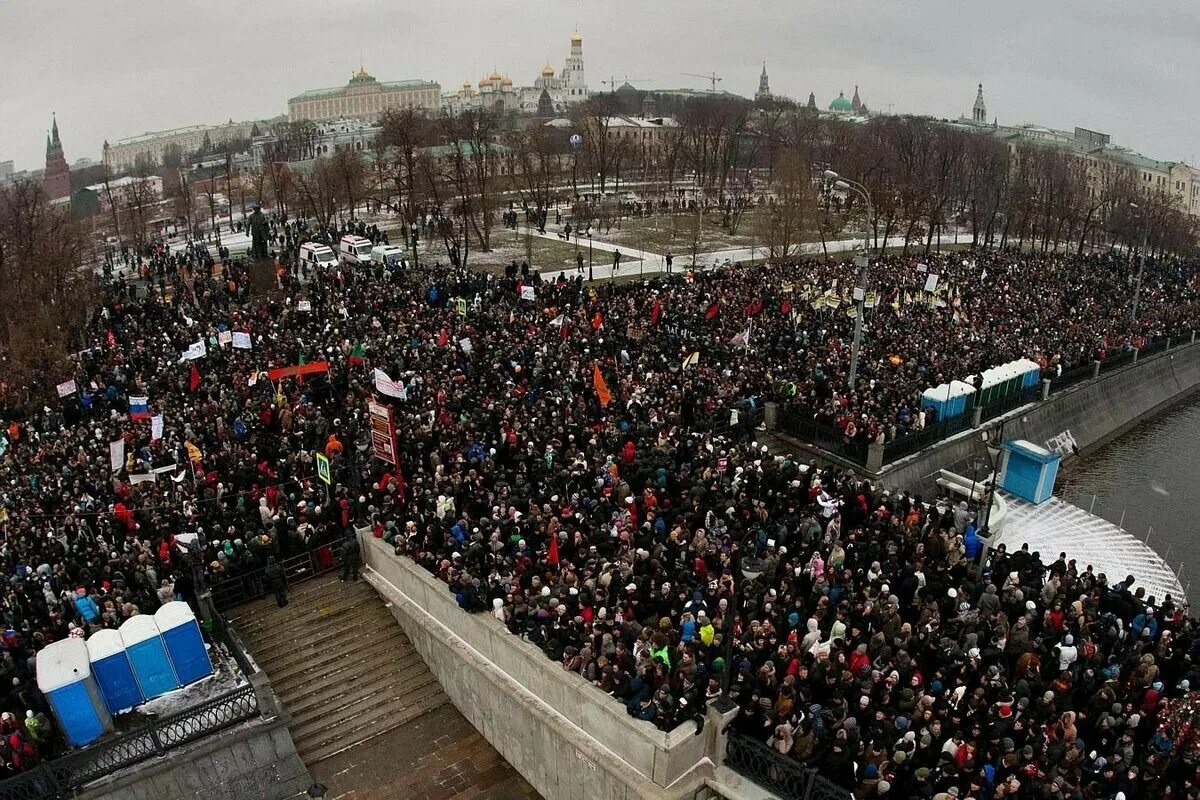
[[682, 72, 723, 93], [600, 76, 654, 93]]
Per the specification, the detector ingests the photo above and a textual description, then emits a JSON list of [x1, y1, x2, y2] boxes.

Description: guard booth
[[120, 615, 180, 699], [86, 629, 144, 715], [36, 638, 112, 747], [155, 601, 213, 685]]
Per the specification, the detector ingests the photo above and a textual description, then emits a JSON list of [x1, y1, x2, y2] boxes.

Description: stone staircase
[[227, 573, 450, 765]]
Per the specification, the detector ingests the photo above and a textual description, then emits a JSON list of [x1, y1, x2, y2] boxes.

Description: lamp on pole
[[1127, 202, 1148, 320], [713, 539, 764, 713], [824, 170, 874, 389]]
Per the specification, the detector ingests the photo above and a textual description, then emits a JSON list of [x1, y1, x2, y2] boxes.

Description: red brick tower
[[42, 114, 71, 203]]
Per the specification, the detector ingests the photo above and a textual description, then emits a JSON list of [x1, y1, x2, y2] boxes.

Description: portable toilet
[[155, 602, 213, 686], [1014, 358, 1042, 388], [998, 439, 1061, 504], [86, 629, 144, 715], [947, 379, 977, 418], [921, 383, 951, 420], [36, 638, 112, 747], [120, 615, 179, 699]]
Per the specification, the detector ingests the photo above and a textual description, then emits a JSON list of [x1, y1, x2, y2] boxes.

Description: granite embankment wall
[[881, 340, 1200, 495], [359, 532, 720, 800]]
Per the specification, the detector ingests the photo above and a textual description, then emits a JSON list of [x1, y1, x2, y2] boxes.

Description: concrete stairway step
[[284, 652, 426, 721], [297, 688, 449, 764], [271, 644, 422, 705], [288, 669, 441, 742], [266, 627, 408, 689], [247, 608, 396, 666], [230, 583, 376, 640]]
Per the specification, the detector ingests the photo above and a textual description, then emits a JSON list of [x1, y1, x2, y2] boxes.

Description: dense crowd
[[0, 232, 1196, 794]]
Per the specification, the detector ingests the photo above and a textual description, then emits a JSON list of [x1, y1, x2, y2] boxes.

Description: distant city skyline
[[1, 0, 1197, 171]]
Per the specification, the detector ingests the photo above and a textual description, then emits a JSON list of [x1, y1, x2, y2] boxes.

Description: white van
[[299, 242, 337, 270], [339, 235, 374, 265], [371, 244, 406, 268]]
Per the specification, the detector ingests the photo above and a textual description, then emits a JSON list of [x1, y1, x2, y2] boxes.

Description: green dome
[[829, 91, 852, 112]]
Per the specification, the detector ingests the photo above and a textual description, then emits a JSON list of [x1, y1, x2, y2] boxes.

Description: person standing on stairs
[[340, 534, 361, 582], [264, 556, 288, 608]]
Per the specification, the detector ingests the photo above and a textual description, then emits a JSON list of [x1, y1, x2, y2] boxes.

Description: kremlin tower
[[43, 114, 71, 204]]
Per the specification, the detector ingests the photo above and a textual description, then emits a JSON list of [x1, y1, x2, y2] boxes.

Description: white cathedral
[[442, 32, 590, 115]]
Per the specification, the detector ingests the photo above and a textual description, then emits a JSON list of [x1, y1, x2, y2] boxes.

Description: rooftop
[[111, 122, 249, 147], [289, 78, 438, 102]]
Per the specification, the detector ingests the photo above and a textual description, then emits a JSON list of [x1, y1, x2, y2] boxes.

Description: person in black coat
[[264, 557, 287, 608]]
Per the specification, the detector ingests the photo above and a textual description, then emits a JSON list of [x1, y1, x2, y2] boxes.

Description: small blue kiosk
[[36, 638, 112, 747], [155, 602, 213, 685], [86, 629, 144, 715], [120, 615, 179, 699], [999, 439, 1061, 504]]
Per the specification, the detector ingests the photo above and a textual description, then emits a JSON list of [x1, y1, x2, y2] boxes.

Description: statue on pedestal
[[248, 206, 269, 260]]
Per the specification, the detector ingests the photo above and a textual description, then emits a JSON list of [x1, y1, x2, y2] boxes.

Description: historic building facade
[[103, 120, 257, 172], [442, 32, 590, 116], [288, 68, 440, 123]]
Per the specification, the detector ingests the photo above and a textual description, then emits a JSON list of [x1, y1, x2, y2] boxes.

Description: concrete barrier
[[359, 532, 715, 800], [881, 341, 1200, 495]]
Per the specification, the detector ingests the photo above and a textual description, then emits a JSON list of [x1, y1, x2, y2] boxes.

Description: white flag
[[372, 368, 406, 399], [109, 439, 126, 473], [459, 337, 473, 354], [150, 414, 164, 441], [183, 339, 207, 360]]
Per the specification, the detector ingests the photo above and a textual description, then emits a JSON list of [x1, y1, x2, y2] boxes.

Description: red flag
[[189, 363, 201, 392], [650, 299, 662, 326], [744, 298, 763, 316], [593, 364, 613, 407], [705, 303, 720, 320], [780, 299, 792, 315], [592, 312, 603, 330], [547, 535, 560, 566], [560, 323, 570, 341], [106, 329, 117, 348], [437, 328, 449, 347]]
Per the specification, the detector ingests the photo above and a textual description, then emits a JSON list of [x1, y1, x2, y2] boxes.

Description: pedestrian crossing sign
[[316, 452, 331, 485]]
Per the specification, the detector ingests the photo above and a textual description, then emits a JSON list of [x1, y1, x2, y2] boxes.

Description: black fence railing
[[978, 384, 1040, 425], [209, 542, 343, 610], [725, 732, 851, 800], [778, 412, 869, 466], [882, 407, 974, 464], [1047, 360, 1095, 395], [0, 685, 259, 800]]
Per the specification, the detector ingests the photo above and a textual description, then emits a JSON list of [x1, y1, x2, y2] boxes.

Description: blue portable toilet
[[36, 638, 112, 747], [155, 602, 212, 686], [120, 615, 179, 699], [998, 439, 1061, 504], [86, 629, 144, 714]]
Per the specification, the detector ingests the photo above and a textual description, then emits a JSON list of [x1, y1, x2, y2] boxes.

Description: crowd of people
[[0, 227, 1196, 795]]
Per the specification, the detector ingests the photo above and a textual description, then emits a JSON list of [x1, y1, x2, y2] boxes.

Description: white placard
[[56, 379, 77, 398], [232, 331, 252, 349], [923, 274, 939, 293]]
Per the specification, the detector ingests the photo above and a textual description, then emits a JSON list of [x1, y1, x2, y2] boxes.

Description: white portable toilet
[[36, 638, 112, 746]]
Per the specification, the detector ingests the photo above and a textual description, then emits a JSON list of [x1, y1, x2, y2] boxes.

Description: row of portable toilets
[[920, 358, 1043, 421], [35, 601, 213, 747]]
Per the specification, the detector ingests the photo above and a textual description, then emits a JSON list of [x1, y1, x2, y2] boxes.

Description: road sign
[[316, 452, 331, 485]]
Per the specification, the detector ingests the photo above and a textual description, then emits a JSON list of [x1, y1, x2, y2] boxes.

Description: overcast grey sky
[[2, 0, 1197, 172]]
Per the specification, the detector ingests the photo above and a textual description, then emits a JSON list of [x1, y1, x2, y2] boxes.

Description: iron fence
[[882, 408, 974, 463], [209, 542, 343, 610], [725, 732, 851, 800], [1098, 348, 1136, 374], [778, 412, 868, 466], [0, 685, 259, 800], [977, 384, 1040, 425], [1048, 360, 1095, 395]]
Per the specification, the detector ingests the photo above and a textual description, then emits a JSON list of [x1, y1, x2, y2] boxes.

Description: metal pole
[[848, 255, 867, 388], [1132, 228, 1147, 319], [1089, 494, 1096, 515]]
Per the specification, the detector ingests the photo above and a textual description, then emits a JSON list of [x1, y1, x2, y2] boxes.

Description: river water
[[1057, 393, 1200, 607]]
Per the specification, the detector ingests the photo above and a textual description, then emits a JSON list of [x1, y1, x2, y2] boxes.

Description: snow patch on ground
[[116, 643, 248, 728]]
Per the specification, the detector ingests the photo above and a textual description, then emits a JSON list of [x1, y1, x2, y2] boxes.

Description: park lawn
[[463, 234, 641, 275]]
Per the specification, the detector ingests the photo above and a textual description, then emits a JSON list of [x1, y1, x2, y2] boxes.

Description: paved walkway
[[529, 227, 971, 283]]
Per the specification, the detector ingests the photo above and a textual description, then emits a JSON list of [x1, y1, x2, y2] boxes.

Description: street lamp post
[[823, 171, 874, 389], [1128, 202, 1148, 320], [713, 539, 764, 713]]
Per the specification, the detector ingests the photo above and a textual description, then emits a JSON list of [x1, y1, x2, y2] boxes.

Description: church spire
[[51, 112, 60, 146], [972, 83, 987, 124], [755, 61, 771, 102]]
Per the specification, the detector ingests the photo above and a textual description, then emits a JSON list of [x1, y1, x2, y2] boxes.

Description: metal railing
[[209, 542, 343, 610], [0, 685, 259, 800], [1047, 360, 1095, 395], [778, 412, 869, 465], [725, 732, 851, 800], [882, 408, 974, 463]]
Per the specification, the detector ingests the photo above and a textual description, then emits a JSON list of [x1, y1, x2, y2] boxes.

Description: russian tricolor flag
[[129, 396, 150, 421]]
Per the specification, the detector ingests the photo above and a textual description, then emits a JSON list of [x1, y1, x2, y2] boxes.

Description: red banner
[[267, 361, 330, 381]]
